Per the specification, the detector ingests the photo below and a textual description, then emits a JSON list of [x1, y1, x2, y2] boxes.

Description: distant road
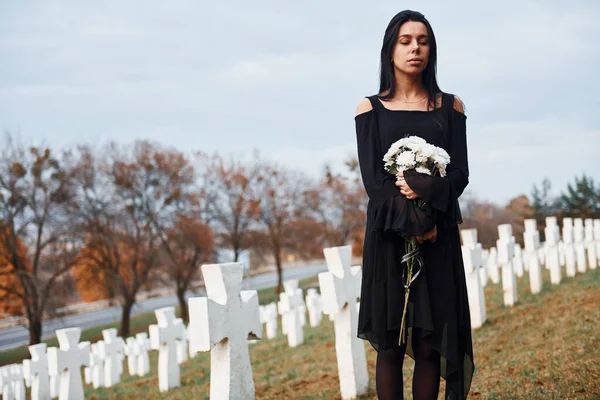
[[0, 264, 327, 350]]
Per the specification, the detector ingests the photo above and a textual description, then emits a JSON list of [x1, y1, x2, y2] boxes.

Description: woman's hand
[[395, 171, 420, 200]]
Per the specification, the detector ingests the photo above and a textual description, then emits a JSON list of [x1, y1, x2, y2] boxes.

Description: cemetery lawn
[[5, 268, 600, 399]]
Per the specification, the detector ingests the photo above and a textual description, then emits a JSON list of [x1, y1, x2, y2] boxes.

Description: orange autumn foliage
[[0, 227, 32, 317], [71, 242, 138, 303]]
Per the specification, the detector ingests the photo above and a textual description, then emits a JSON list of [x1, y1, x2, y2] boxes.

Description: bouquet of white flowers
[[382, 135, 451, 344]]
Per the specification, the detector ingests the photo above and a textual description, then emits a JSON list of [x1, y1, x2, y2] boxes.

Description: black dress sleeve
[[355, 108, 436, 237], [403, 99, 469, 224]]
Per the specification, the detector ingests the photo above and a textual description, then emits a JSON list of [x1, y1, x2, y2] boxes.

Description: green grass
[[4, 268, 600, 399], [0, 275, 320, 367]]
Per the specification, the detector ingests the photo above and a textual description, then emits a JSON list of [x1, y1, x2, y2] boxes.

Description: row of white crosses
[[462, 217, 600, 330], [256, 283, 324, 342], [179, 248, 365, 400], [14, 264, 322, 400], [1, 363, 26, 400], [17, 325, 154, 400]]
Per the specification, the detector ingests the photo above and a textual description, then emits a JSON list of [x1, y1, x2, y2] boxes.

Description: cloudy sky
[[1, 1, 599, 204]]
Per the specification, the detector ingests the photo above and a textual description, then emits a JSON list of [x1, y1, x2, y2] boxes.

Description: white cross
[[573, 218, 588, 273], [46, 351, 59, 399], [497, 224, 518, 306], [523, 219, 543, 293], [23, 343, 50, 400], [584, 218, 598, 270], [305, 288, 323, 328], [87, 342, 105, 389], [562, 217, 577, 277], [513, 244, 524, 277], [545, 216, 563, 284], [278, 280, 305, 347], [123, 336, 137, 376], [486, 247, 500, 284], [460, 229, 487, 329], [134, 333, 151, 377], [594, 219, 600, 265], [263, 302, 279, 339], [188, 262, 262, 399], [1, 364, 25, 400], [149, 306, 184, 392], [97, 328, 122, 387], [319, 245, 368, 400], [47, 328, 90, 400], [176, 322, 188, 364]]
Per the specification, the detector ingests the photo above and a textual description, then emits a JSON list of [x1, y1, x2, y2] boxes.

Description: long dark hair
[[378, 10, 441, 110]]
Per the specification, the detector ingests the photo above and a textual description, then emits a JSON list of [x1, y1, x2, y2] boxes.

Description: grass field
[[3, 267, 599, 399]]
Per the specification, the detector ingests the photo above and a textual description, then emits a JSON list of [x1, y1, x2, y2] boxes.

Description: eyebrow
[[398, 34, 429, 39]]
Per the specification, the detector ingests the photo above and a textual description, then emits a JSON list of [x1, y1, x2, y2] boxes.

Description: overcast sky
[[1, 1, 599, 204]]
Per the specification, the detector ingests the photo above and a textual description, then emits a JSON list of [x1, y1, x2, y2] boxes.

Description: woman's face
[[391, 20, 430, 76]]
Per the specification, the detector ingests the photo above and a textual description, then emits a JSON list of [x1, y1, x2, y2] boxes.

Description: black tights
[[375, 328, 441, 399]]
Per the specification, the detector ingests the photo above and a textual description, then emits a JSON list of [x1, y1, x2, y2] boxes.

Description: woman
[[354, 10, 474, 400]]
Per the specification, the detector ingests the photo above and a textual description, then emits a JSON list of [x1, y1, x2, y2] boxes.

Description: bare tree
[[256, 161, 309, 294], [0, 134, 78, 344], [304, 163, 366, 248], [162, 215, 214, 322], [198, 152, 261, 265], [71, 142, 164, 336], [133, 146, 214, 323]]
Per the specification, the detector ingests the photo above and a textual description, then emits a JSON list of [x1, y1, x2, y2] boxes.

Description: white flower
[[415, 152, 429, 164], [416, 166, 431, 175], [396, 151, 416, 168], [433, 149, 450, 167], [401, 136, 426, 150]]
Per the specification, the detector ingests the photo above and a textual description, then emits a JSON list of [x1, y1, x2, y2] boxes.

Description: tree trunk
[[177, 287, 189, 323], [274, 242, 283, 295], [28, 315, 42, 345], [119, 299, 134, 337]]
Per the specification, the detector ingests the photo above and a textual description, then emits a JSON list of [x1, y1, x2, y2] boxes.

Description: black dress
[[355, 92, 474, 399]]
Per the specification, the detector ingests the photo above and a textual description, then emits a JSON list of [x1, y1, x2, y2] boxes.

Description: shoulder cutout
[[453, 95, 466, 115], [356, 97, 373, 117]]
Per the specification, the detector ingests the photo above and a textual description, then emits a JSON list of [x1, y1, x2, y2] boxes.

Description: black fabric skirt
[[357, 203, 475, 399]]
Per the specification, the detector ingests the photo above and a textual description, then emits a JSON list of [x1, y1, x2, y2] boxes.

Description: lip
[[407, 59, 423, 63]]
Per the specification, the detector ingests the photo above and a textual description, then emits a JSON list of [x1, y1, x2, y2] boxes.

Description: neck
[[393, 72, 426, 100]]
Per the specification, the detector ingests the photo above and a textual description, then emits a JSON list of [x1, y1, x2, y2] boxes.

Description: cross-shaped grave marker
[[497, 224, 517, 306], [47, 328, 90, 400], [573, 218, 588, 273], [262, 302, 278, 339], [23, 343, 50, 400], [561, 218, 577, 277], [97, 328, 122, 387], [87, 342, 105, 389], [176, 322, 188, 364], [594, 219, 600, 264], [278, 280, 305, 348], [134, 332, 151, 377], [122, 337, 137, 376], [149, 306, 184, 392], [188, 262, 262, 399], [523, 219, 543, 293], [545, 216, 563, 284], [1, 364, 25, 400], [486, 247, 500, 284], [305, 288, 323, 328], [460, 229, 487, 328], [584, 218, 598, 270], [319, 245, 368, 400]]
